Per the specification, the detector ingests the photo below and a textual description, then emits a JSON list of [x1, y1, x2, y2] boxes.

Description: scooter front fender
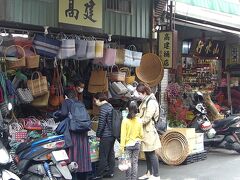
[[56, 161, 72, 180]]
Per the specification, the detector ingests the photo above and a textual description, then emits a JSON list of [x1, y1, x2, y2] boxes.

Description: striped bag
[[33, 34, 61, 58]]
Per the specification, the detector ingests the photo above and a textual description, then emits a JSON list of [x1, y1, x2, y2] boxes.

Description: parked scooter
[[0, 140, 20, 180], [0, 102, 20, 180], [14, 135, 78, 179], [0, 124, 20, 179], [188, 91, 240, 153]]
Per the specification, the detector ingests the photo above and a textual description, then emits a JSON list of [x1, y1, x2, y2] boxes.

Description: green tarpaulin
[[176, 0, 240, 16]]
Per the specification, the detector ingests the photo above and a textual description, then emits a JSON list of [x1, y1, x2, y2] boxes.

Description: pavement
[[103, 149, 240, 180]]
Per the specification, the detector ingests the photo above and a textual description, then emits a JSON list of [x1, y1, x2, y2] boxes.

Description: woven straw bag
[[5, 45, 26, 69], [108, 65, 126, 82], [120, 67, 135, 84], [27, 71, 48, 97], [23, 45, 40, 68]]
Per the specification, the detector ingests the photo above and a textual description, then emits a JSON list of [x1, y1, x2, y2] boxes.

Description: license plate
[[52, 150, 69, 161]]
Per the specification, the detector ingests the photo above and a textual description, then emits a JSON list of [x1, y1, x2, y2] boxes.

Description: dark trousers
[[96, 137, 115, 176], [144, 151, 160, 177]]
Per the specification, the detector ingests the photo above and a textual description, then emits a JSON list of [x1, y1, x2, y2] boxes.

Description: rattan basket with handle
[[120, 67, 135, 84], [23, 45, 40, 68], [5, 45, 26, 69], [108, 65, 126, 82]]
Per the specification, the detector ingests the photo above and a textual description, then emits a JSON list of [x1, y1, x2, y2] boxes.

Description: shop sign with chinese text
[[59, 0, 102, 29], [191, 39, 225, 59], [229, 45, 240, 64], [159, 31, 178, 69]]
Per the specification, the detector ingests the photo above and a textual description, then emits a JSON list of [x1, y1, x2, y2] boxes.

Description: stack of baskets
[[159, 130, 192, 165], [135, 53, 164, 87]]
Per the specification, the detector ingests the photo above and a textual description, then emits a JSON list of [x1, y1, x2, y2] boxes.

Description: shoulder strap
[[145, 97, 158, 122]]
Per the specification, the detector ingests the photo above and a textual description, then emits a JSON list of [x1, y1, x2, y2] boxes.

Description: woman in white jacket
[[136, 82, 161, 180]]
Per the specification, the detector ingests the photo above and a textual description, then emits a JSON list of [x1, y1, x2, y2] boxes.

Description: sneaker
[[148, 175, 160, 180], [138, 174, 151, 180]]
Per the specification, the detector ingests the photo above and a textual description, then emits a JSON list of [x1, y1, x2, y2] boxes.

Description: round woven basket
[[159, 131, 189, 165], [135, 53, 164, 87]]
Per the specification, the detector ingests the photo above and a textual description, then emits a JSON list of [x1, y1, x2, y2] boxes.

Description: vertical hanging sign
[[159, 30, 178, 69], [229, 45, 239, 64], [59, 0, 103, 29]]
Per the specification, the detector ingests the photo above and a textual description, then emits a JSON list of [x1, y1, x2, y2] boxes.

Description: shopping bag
[[86, 40, 96, 59], [118, 153, 131, 171], [33, 34, 61, 58], [115, 48, 125, 65], [88, 69, 108, 93], [27, 71, 48, 97], [95, 40, 104, 58], [124, 45, 142, 67], [75, 39, 88, 59], [57, 38, 76, 59]]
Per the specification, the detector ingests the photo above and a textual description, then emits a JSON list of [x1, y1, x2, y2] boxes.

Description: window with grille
[[106, 0, 132, 14]]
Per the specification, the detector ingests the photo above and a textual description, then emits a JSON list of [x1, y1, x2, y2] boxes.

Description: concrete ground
[[105, 149, 240, 180]]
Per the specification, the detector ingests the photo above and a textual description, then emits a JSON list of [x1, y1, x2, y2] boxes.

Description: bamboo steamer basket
[[135, 53, 164, 87], [159, 131, 189, 165]]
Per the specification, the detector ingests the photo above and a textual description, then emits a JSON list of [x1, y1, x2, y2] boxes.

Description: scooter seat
[[213, 115, 240, 129], [16, 135, 64, 155]]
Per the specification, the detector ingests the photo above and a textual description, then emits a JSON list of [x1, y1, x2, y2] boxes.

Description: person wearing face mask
[[92, 92, 115, 180], [136, 82, 161, 180]]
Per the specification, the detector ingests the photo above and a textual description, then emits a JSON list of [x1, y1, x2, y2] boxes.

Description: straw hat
[[135, 53, 164, 87]]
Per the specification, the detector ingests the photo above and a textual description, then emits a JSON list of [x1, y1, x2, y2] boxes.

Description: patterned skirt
[[68, 132, 92, 173]]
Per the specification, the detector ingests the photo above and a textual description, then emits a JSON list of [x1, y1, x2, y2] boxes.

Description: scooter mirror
[[7, 103, 12, 111]]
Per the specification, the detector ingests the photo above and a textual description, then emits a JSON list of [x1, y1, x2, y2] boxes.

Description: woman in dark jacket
[[92, 92, 115, 179], [60, 88, 92, 180]]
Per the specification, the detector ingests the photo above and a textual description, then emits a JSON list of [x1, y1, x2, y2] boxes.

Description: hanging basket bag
[[5, 45, 26, 69], [27, 71, 48, 97], [108, 65, 126, 82], [23, 45, 40, 69], [120, 67, 135, 84]]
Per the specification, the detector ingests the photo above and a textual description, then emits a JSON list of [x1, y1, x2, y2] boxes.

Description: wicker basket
[[108, 65, 126, 82], [27, 71, 48, 97], [159, 131, 189, 165], [5, 45, 26, 69], [135, 53, 164, 87], [24, 45, 40, 69], [120, 67, 135, 84]]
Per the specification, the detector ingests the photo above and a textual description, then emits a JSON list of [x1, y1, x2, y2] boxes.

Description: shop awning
[[175, 0, 240, 30], [175, 18, 240, 36]]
